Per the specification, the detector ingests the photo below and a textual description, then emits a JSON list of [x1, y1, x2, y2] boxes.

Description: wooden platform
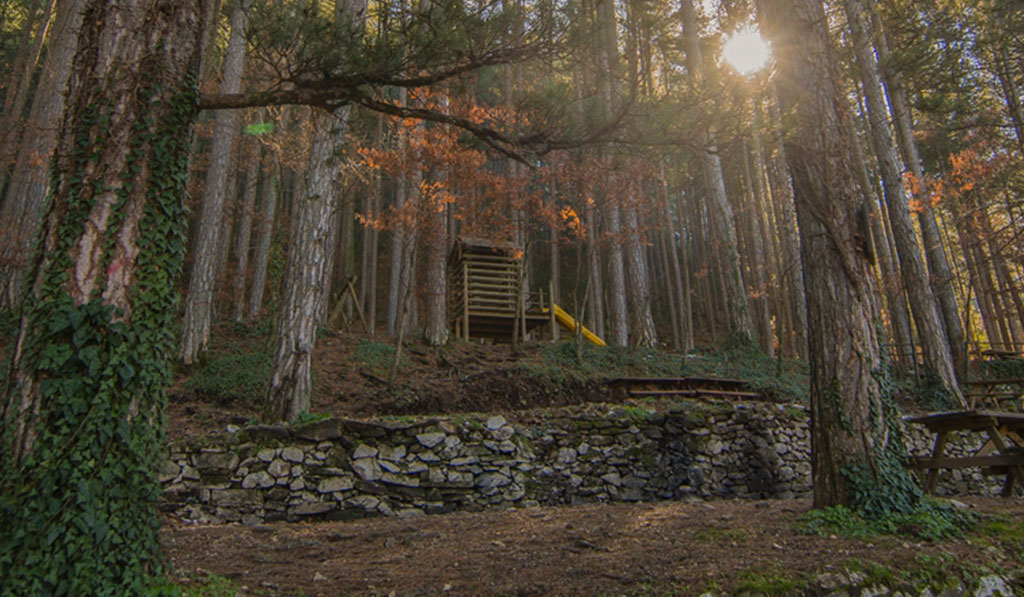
[[608, 376, 759, 401], [447, 238, 549, 342]]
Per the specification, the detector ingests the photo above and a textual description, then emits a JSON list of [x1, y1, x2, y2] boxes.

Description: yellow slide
[[544, 303, 606, 347]]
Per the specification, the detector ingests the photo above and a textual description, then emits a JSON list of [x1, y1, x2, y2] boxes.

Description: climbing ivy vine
[[0, 10, 201, 591]]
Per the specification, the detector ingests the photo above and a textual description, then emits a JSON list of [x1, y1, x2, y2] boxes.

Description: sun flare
[[722, 27, 771, 76]]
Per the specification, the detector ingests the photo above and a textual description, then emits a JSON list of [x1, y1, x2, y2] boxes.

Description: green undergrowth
[[534, 341, 680, 382], [799, 498, 978, 542], [354, 339, 410, 379], [181, 350, 272, 404], [681, 343, 809, 403], [531, 339, 809, 404]]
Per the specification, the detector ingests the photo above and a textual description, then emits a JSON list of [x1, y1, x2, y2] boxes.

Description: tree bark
[[842, 0, 961, 397], [179, 1, 249, 364], [760, 0, 922, 510], [0, 0, 53, 177], [247, 159, 278, 319], [264, 107, 347, 422], [866, 1, 967, 373], [681, 0, 756, 346], [624, 198, 657, 346], [0, 1, 208, 591], [0, 0, 83, 309], [232, 143, 260, 321]]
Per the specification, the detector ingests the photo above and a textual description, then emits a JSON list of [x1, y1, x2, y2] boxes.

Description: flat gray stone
[[281, 447, 305, 463], [475, 472, 511, 489], [351, 458, 382, 481], [352, 444, 378, 459], [257, 448, 278, 462], [242, 471, 274, 489], [159, 461, 180, 483], [267, 459, 290, 478], [416, 432, 446, 449], [486, 415, 507, 431], [381, 472, 419, 487], [290, 502, 336, 516], [194, 451, 239, 475], [318, 476, 354, 493], [378, 445, 407, 462]]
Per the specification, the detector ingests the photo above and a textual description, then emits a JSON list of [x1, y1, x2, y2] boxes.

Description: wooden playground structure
[[447, 238, 604, 345]]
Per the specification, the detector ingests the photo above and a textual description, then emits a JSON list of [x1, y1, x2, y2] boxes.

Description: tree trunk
[[605, 196, 629, 346], [0, 0, 83, 309], [232, 143, 260, 321], [584, 194, 605, 338], [867, 1, 967, 373], [179, 1, 248, 364], [248, 159, 278, 318], [0, 1, 208, 591], [264, 107, 347, 422], [842, 0, 961, 397], [624, 198, 657, 346], [764, 97, 808, 359], [760, 0, 923, 510], [681, 0, 756, 346], [0, 0, 53, 181]]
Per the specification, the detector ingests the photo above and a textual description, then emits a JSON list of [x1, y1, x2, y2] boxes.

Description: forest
[[0, 0, 1023, 594]]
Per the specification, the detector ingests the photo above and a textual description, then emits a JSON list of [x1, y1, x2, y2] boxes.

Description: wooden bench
[[962, 378, 1024, 410], [607, 376, 759, 401]]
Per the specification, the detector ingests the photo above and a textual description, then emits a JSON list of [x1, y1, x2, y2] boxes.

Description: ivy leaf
[[244, 121, 275, 135]]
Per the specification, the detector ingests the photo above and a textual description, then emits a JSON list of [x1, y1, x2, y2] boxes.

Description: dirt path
[[162, 496, 1024, 596]]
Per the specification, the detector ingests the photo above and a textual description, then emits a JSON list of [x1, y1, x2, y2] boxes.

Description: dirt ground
[[162, 496, 1024, 596]]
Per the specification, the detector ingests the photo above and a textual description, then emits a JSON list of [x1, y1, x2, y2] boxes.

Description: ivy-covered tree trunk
[[760, 0, 922, 510], [0, 0, 208, 592], [179, 0, 249, 364]]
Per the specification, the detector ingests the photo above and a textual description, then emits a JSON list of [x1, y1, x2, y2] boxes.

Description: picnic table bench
[[962, 378, 1024, 410], [905, 410, 1024, 497], [607, 376, 759, 401]]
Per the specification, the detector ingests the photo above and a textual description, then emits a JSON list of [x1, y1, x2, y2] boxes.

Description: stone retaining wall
[[161, 401, 1004, 524]]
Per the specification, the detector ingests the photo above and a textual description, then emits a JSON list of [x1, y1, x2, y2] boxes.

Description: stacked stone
[[160, 401, 1003, 525]]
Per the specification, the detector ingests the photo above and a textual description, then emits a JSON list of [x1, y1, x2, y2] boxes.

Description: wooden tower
[[447, 238, 550, 342]]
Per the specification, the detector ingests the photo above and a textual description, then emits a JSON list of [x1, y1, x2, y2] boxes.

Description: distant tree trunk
[[359, 115, 383, 335], [0, 1, 208, 591], [761, 0, 924, 509], [179, 1, 248, 364], [764, 97, 808, 359], [681, 0, 755, 346], [605, 196, 629, 346], [584, 194, 605, 338], [0, 0, 82, 309], [0, 0, 53, 179], [232, 144, 260, 321], [264, 107, 347, 421], [248, 159, 278, 319], [741, 139, 774, 356], [866, 1, 966, 373], [624, 197, 657, 346], [843, 0, 961, 398]]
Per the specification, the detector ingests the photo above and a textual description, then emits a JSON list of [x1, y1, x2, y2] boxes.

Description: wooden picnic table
[[980, 349, 1023, 361], [905, 410, 1024, 497], [607, 376, 759, 401], [962, 378, 1024, 410]]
